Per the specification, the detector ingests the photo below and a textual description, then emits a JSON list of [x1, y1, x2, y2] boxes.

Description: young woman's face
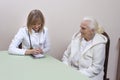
[[32, 23, 41, 32]]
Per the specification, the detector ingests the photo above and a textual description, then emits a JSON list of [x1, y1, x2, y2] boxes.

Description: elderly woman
[[62, 17, 107, 80]]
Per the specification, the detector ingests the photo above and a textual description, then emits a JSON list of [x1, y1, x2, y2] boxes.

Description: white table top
[[0, 51, 89, 80]]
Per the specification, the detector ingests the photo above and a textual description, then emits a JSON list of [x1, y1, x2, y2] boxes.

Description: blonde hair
[[27, 9, 45, 33], [82, 17, 104, 34]]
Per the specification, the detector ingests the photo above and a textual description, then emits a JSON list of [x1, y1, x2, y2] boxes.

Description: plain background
[[0, 0, 120, 80]]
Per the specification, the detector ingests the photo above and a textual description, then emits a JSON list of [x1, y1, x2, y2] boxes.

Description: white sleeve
[[62, 33, 77, 65], [79, 44, 105, 78], [42, 28, 50, 54], [62, 43, 71, 65], [8, 28, 27, 55]]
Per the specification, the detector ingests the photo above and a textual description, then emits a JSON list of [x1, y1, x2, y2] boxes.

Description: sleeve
[[62, 32, 78, 65], [42, 28, 50, 54], [8, 28, 27, 55], [79, 44, 105, 78], [62, 43, 71, 65]]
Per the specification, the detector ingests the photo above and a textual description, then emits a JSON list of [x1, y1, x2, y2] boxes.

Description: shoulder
[[72, 31, 81, 39], [18, 27, 27, 32], [17, 27, 28, 35], [93, 33, 107, 44], [43, 27, 48, 31], [43, 27, 48, 33]]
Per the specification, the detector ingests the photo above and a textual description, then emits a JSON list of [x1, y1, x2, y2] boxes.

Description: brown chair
[[18, 43, 22, 49], [102, 32, 110, 80]]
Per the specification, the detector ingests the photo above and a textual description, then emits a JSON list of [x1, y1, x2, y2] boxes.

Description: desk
[[0, 51, 89, 80]]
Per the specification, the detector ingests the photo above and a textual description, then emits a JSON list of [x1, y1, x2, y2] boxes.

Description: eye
[[81, 27, 85, 30]]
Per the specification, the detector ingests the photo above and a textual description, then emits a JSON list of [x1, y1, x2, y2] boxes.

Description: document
[[32, 54, 45, 58]]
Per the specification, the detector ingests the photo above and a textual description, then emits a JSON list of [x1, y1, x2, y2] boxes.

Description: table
[[0, 51, 89, 80]]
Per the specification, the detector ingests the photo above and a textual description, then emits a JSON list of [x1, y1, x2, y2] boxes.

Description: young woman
[[8, 9, 50, 57]]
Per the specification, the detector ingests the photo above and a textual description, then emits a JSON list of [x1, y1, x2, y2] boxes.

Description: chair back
[[18, 43, 22, 49], [102, 32, 110, 80]]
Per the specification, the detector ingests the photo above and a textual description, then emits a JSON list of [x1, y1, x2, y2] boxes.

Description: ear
[[91, 28, 95, 34], [91, 28, 95, 32]]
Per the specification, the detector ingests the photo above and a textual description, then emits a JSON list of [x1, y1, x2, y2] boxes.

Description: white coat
[[8, 27, 50, 55], [62, 31, 107, 80]]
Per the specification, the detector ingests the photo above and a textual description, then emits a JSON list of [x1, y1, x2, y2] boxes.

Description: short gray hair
[[82, 17, 98, 30], [82, 17, 104, 33]]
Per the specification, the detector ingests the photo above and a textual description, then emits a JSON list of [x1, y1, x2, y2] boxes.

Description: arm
[[62, 32, 79, 65], [42, 28, 50, 54], [8, 28, 26, 55], [62, 43, 71, 65], [79, 44, 105, 78]]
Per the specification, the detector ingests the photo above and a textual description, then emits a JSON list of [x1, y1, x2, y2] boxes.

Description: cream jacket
[[8, 27, 50, 55], [62, 31, 107, 80]]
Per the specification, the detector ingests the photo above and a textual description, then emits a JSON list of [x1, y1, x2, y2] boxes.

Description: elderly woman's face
[[80, 20, 93, 40]]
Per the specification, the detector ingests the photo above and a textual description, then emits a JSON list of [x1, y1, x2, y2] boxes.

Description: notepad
[[32, 54, 45, 58]]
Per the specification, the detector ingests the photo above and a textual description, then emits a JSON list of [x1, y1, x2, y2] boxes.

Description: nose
[[35, 25, 39, 28], [34, 25, 41, 29]]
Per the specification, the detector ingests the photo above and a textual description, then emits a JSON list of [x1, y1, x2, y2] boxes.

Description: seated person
[[62, 17, 107, 80], [8, 9, 50, 57]]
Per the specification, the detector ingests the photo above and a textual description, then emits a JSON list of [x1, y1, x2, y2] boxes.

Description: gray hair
[[82, 17, 104, 33]]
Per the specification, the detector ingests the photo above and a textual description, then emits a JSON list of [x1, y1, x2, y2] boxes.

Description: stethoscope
[[27, 29, 45, 49]]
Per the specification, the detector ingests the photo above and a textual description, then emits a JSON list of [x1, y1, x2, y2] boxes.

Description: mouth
[[81, 32, 84, 35]]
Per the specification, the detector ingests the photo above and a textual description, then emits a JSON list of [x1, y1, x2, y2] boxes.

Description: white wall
[[0, 0, 120, 80]]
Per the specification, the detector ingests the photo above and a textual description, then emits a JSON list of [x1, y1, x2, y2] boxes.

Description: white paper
[[32, 54, 45, 58]]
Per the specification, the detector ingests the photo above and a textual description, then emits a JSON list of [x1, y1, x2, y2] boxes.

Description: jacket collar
[[70, 32, 107, 57]]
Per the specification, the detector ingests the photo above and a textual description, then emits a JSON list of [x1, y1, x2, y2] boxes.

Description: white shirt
[[71, 38, 92, 68], [8, 27, 50, 55]]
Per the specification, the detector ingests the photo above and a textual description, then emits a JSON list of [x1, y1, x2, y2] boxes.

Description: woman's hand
[[25, 48, 43, 55]]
